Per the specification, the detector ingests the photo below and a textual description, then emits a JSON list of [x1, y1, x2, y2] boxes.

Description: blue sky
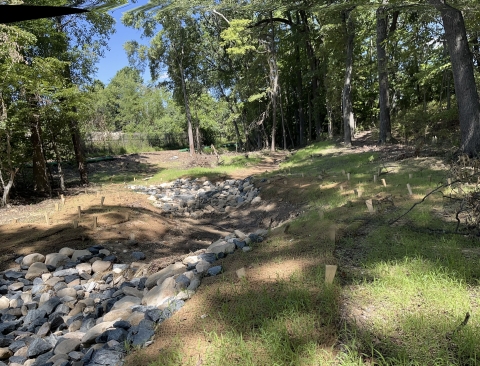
[[94, 5, 152, 85]]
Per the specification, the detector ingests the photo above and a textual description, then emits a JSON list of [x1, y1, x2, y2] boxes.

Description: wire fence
[[84, 132, 188, 155]]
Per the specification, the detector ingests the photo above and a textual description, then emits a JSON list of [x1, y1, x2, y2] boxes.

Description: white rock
[[205, 240, 235, 255], [234, 230, 247, 239], [76, 263, 92, 275], [111, 296, 141, 311], [0, 296, 9, 310], [182, 255, 200, 267], [142, 277, 177, 307], [195, 260, 211, 274], [81, 321, 116, 344], [91, 260, 112, 273], [22, 253, 45, 266], [59, 247, 75, 257], [251, 196, 262, 204], [57, 287, 77, 298], [102, 308, 132, 322], [45, 277, 62, 287], [25, 262, 49, 280], [45, 253, 70, 268], [145, 262, 186, 289]]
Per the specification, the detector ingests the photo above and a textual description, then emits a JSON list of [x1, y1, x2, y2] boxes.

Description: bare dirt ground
[[0, 149, 300, 272]]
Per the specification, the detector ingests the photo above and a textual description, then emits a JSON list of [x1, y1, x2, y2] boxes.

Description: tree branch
[[389, 179, 462, 226], [248, 17, 293, 29]]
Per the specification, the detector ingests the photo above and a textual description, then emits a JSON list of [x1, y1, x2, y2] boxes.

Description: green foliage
[[220, 19, 255, 56]]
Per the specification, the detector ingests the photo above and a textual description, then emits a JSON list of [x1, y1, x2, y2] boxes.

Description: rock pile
[[0, 228, 268, 366], [128, 177, 262, 217]]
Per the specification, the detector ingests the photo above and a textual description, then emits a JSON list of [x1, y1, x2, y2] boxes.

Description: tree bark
[[178, 61, 195, 155], [31, 112, 51, 195], [51, 135, 65, 191], [429, 0, 480, 156], [69, 116, 88, 185], [268, 13, 279, 152], [279, 85, 287, 150], [377, 5, 392, 144], [343, 9, 355, 146]]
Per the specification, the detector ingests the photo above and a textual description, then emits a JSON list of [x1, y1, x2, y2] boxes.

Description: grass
[[123, 140, 480, 365], [145, 154, 263, 183]]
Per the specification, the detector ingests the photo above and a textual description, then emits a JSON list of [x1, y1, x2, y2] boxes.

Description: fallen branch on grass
[[388, 179, 461, 226]]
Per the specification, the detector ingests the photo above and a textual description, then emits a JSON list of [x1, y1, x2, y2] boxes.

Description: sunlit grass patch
[[200, 277, 340, 366]]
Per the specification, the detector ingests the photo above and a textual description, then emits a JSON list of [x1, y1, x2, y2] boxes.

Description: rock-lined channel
[[0, 178, 268, 366], [128, 176, 263, 217]]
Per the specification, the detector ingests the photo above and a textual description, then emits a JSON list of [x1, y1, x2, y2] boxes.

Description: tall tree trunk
[[0, 167, 18, 207], [69, 116, 88, 185], [178, 62, 195, 155], [429, 0, 480, 156], [268, 14, 279, 152], [279, 85, 287, 150], [377, 4, 391, 144], [31, 112, 51, 195], [299, 10, 321, 142], [327, 102, 334, 139], [343, 8, 355, 146], [51, 136, 65, 191]]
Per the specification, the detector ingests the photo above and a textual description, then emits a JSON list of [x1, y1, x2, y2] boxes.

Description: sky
[[94, 4, 152, 85]]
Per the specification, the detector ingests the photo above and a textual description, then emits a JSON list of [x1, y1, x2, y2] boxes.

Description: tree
[[429, 0, 480, 156], [342, 7, 355, 146]]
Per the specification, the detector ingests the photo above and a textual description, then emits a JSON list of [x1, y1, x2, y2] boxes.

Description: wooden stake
[[365, 199, 374, 213], [374, 174, 377, 183], [73, 220, 78, 229], [101, 197, 105, 207], [407, 183, 413, 196], [55, 203, 59, 212], [381, 178, 386, 187], [93, 216, 97, 229], [85, 188, 87, 194], [325, 265, 337, 284], [44, 213, 49, 225], [328, 227, 336, 242], [78, 206, 81, 218], [347, 173, 351, 181], [60, 194, 65, 206]]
